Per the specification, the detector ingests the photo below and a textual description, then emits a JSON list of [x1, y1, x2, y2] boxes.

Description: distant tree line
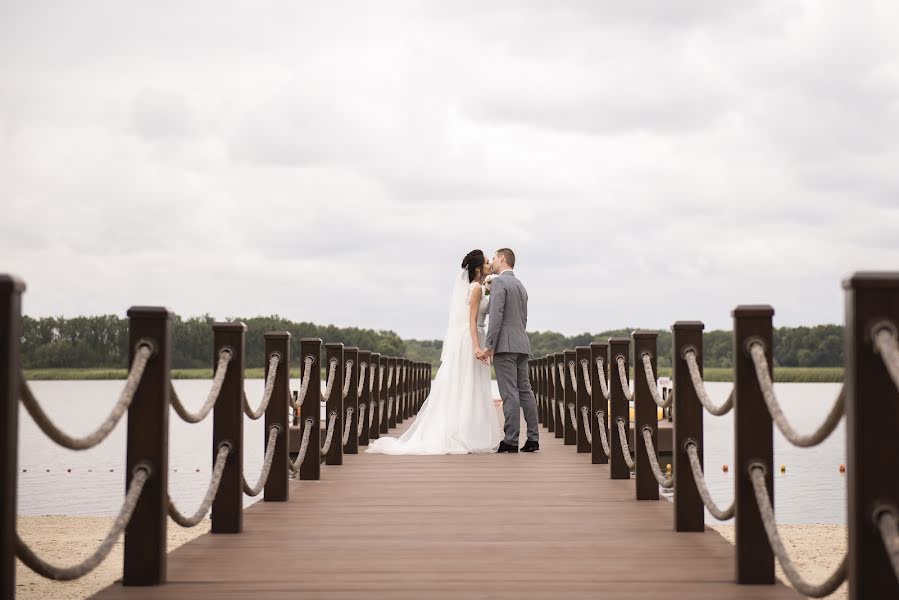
[[21, 315, 843, 370]]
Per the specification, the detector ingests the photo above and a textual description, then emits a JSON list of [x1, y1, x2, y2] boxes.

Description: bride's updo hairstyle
[[461, 249, 485, 282]]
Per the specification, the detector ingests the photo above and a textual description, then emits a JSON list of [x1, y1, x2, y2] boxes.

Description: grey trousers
[[494, 352, 539, 445]]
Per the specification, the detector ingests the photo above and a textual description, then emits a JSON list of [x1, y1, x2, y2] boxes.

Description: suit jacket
[[485, 270, 530, 355]]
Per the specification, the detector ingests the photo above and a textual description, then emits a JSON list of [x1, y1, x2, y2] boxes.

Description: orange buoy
[[839, 464, 846, 473], [722, 464, 729, 473]]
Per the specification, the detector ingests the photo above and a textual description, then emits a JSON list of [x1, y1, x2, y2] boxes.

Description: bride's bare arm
[[469, 284, 483, 356]]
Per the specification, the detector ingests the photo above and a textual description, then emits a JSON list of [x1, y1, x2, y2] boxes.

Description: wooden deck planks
[[91, 411, 800, 599]]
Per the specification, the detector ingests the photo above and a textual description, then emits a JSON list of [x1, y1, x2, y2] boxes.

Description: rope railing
[[557, 362, 566, 389], [386, 365, 394, 389], [749, 464, 849, 597], [242, 353, 280, 420], [288, 418, 315, 474], [369, 400, 377, 427], [567, 361, 578, 392], [18, 342, 153, 450], [558, 397, 566, 423], [683, 348, 733, 416], [369, 363, 376, 393], [378, 398, 385, 423], [640, 353, 671, 408], [342, 360, 355, 400], [578, 360, 593, 396], [875, 507, 899, 582], [356, 402, 366, 437], [341, 407, 355, 446], [289, 355, 317, 410], [357, 361, 367, 397], [748, 341, 845, 448], [594, 357, 611, 400], [594, 410, 611, 457], [640, 427, 672, 488], [873, 323, 899, 392], [567, 403, 578, 432], [319, 412, 338, 456], [170, 348, 231, 423], [168, 442, 232, 528], [580, 406, 592, 443], [319, 358, 341, 403], [684, 441, 734, 520], [242, 425, 281, 497], [615, 356, 634, 401], [15, 464, 150, 581], [615, 418, 635, 469]]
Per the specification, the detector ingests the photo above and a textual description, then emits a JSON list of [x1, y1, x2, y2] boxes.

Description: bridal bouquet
[[484, 274, 498, 296]]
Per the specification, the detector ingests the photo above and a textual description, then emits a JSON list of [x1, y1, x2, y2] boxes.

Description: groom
[[479, 248, 539, 453]]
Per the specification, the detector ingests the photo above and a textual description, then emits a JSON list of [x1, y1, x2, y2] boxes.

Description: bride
[[367, 249, 503, 455]]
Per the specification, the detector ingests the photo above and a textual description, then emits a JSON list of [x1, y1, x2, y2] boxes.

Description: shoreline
[[710, 524, 847, 600], [23, 366, 844, 383], [16, 515, 209, 600]]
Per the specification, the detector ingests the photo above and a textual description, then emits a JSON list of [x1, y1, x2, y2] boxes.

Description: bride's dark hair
[[461, 250, 485, 283]]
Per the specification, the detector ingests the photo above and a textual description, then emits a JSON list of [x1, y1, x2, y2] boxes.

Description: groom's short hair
[[496, 248, 516, 268]]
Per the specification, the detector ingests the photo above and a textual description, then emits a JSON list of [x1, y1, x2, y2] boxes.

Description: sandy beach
[[711, 524, 848, 600], [15, 516, 209, 600]]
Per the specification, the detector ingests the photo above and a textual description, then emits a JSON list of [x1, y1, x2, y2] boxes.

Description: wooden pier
[[90, 410, 798, 600]]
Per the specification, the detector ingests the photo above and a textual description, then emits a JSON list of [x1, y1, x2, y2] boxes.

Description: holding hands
[[475, 347, 493, 365]]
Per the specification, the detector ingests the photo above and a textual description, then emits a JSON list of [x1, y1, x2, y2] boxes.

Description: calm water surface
[[17, 380, 845, 524]]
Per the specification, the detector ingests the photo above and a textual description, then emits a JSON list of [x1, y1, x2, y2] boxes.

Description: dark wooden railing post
[[324, 343, 344, 466], [844, 272, 899, 600], [0, 275, 24, 598], [563, 350, 577, 446], [575, 347, 591, 454], [263, 332, 290, 498], [404, 358, 412, 420], [608, 337, 631, 480], [380, 356, 391, 433], [545, 356, 555, 434], [554, 353, 565, 439], [358, 350, 371, 446], [672, 321, 705, 532], [633, 331, 659, 501], [299, 338, 322, 480], [387, 357, 398, 429], [733, 305, 775, 584], [124, 306, 172, 586], [369, 352, 381, 440], [211, 322, 246, 533], [535, 358, 543, 428], [396, 357, 405, 425], [412, 361, 420, 414], [590, 342, 609, 465], [343, 347, 359, 454]]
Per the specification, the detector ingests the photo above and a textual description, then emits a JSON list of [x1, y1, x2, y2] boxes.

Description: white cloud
[[1, 0, 897, 339]]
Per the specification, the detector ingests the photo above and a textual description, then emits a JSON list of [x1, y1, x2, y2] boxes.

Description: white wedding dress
[[367, 269, 502, 455]]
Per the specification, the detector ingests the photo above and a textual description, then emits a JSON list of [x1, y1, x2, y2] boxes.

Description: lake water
[[16, 380, 846, 525]]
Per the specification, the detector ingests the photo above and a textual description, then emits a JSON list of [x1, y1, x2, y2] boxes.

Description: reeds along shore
[[22, 366, 846, 382]]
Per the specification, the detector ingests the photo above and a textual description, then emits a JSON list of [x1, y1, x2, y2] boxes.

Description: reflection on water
[[18, 380, 845, 524]]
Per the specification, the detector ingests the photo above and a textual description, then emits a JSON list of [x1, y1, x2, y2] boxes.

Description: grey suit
[[485, 270, 538, 445]]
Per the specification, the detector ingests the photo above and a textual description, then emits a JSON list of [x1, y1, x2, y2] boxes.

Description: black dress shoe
[[521, 440, 540, 453], [496, 441, 519, 453]]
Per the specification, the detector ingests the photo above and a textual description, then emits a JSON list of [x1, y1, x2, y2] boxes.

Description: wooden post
[[564, 350, 577, 446], [844, 272, 899, 600], [554, 353, 565, 439], [609, 337, 631, 480], [387, 357, 398, 429], [299, 338, 322, 480], [380, 356, 390, 433], [323, 343, 344, 465], [211, 322, 246, 533], [545, 356, 555, 434], [403, 358, 412, 420], [672, 321, 705, 532], [540, 358, 548, 427], [0, 275, 24, 598], [633, 331, 659, 501], [369, 352, 381, 440], [590, 342, 609, 465], [395, 357, 405, 425], [411, 361, 419, 415], [733, 306, 775, 584], [343, 347, 359, 454], [263, 332, 290, 498], [357, 350, 371, 446], [124, 306, 171, 586], [575, 347, 591, 453]]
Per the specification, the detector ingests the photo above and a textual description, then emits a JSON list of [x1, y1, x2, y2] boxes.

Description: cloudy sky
[[1, 1, 897, 339]]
